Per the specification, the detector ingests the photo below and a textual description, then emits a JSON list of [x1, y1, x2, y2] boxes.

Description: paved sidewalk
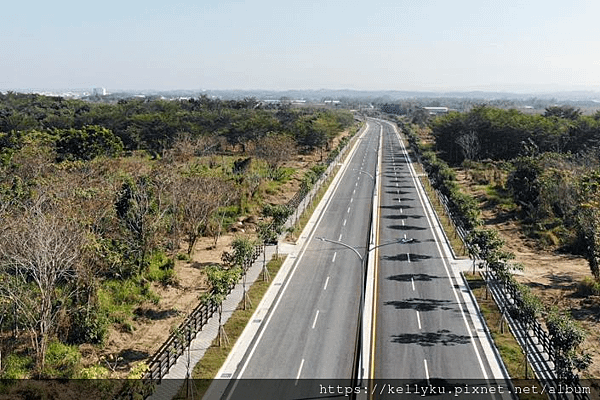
[[146, 242, 295, 400]]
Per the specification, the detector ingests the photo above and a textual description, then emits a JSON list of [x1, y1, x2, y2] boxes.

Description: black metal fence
[[143, 243, 263, 382]]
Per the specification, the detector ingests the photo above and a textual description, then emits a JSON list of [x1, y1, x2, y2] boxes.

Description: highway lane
[[219, 121, 382, 398], [371, 121, 500, 396]]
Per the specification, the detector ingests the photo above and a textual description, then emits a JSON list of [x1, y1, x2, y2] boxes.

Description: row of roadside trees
[[399, 117, 591, 383]]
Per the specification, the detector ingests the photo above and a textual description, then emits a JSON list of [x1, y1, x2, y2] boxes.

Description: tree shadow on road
[[384, 298, 453, 312], [386, 273, 440, 282], [383, 253, 432, 262], [387, 224, 427, 231], [390, 330, 471, 347]]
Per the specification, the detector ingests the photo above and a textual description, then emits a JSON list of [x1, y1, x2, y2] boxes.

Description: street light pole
[[316, 236, 414, 389]]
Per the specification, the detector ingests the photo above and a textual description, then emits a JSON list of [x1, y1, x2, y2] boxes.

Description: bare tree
[[172, 175, 233, 257], [0, 197, 83, 373], [456, 130, 480, 162], [253, 134, 296, 178]]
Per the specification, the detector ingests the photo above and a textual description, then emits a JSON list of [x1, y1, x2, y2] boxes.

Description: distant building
[[92, 87, 107, 96], [423, 107, 448, 115]]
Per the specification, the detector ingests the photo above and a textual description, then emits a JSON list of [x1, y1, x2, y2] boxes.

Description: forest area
[[399, 104, 600, 381], [430, 104, 600, 276], [0, 92, 355, 380]]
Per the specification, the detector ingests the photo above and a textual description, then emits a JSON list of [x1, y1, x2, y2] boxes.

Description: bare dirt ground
[[95, 133, 350, 376], [456, 168, 600, 379]]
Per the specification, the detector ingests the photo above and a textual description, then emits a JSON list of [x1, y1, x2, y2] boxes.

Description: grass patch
[[484, 184, 517, 212], [172, 255, 285, 399], [465, 273, 546, 400]]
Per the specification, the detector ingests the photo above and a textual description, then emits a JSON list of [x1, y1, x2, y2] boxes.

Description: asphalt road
[[214, 119, 508, 400], [218, 121, 382, 399], [371, 120, 502, 398]]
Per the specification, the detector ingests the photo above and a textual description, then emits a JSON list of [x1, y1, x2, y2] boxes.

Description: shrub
[[68, 306, 109, 345], [42, 340, 81, 378], [76, 364, 111, 379], [147, 250, 177, 286], [1, 353, 34, 379], [577, 276, 600, 296]]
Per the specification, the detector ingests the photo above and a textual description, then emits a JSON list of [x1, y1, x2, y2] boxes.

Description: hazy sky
[[3, 0, 600, 92]]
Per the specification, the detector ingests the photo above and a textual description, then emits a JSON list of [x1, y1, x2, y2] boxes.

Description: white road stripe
[[312, 310, 320, 329], [424, 359, 430, 383], [343, 219, 347, 226], [332, 252, 337, 263], [407, 253, 411, 262], [295, 359, 305, 384], [416, 311, 422, 329], [411, 277, 415, 291], [324, 276, 330, 290]]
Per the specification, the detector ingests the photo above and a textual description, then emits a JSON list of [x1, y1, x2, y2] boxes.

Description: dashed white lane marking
[[338, 234, 343, 241], [411, 277, 416, 291], [343, 219, 347, 226], [416, 311, 422, 330], [295, 359, 305, 384], [312, 310, 320, 329], [424, 359, 430, 384], [407, 253, 411, 262], [332, 252, 337, 263], [324, 276, 330, 290]]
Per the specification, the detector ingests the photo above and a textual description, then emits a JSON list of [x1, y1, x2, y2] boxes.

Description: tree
[[507, 156, 543, 215], [253, 134, 296, 178], [0, 197, 84, 374], [172, 175, 232, 257], [222, 236, 258, 310], [455, 130, 480, 162], [544, 105, 582, 121], [466, 228, 514, 276], [201, 265, 242, 346], [546, 308, 590, 382], [55, 125, 123, 161], [115, 176, 164, 276]]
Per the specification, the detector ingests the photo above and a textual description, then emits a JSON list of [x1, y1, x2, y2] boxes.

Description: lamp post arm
[[317, 237, 363, 261]]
